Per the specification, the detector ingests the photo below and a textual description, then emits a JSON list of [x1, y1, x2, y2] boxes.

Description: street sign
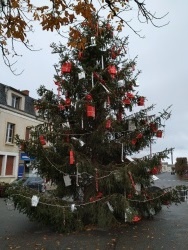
[[20, 153, 35, 161]]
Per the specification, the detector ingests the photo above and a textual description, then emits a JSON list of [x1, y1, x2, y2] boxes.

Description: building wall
[[161, 162, 174, 173], [0, 83, 42, 183]]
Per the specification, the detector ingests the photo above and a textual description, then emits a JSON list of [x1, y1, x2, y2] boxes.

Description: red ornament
[[156, 130, 163, 138], [150, 123, 158, 133], [137, 97, 145, 106], [132, 215, 141, 222], [69, 150, 75, 165], [123, 98, 131, 105], [85, 94, 93, 101], [106, 119, 111, 129], [61, 62, 72, 74], [136, 133, 143, 139], [108, 65, 117, 78], [150, 167, 158, 175], [127, 92, 134, 99], [131, 139, 137, 145], [39, 135, 46, 145], [87, 105, 95, 118], [65, 98, 71, 106]]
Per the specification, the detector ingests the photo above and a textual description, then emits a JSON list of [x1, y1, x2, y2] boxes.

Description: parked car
[[23, 176, 46, 193], [10, 176, 46, 193]]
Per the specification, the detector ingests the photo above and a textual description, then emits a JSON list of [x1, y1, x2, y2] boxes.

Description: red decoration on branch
[[136, 133, 143, 139], [127, 92, 134, 99], [150, 167, 158, 175], [131, 139, 137, 145], [87, 105, 95, 118], [105, 119, 111, 129], [85, 94, 93, 101], [150, 123, 158, 133], [65, 98, 71, 106], [137, 97, 145, 106], [132, 215, 141, 222], [108, 65, 117, 78], [123, 98, 131, 105], [156, 130, 163, 138], [61, 62, 72, 74], [69, 150, 75, 165], [39, 135, 46, 145]]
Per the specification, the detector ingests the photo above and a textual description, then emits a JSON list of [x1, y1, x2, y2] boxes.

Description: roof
[[0, 83, 7, 105], [0, 82, 36, 116]]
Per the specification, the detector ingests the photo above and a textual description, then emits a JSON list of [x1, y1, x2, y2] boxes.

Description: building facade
[[0, 83, 41, 183]]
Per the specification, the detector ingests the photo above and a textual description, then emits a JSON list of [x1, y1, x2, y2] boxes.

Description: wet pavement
[[1, 172, 188, 250]]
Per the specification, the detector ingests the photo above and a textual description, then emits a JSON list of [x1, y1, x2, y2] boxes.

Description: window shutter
[[5, 156, 14, 175]]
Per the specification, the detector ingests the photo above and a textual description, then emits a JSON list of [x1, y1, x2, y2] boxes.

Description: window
[[5, 155, 14, 175], [0, 155, 3, 176], [25, 127, 31, 140], [12, 95, 20, 109], [6, 123, 15, 143]]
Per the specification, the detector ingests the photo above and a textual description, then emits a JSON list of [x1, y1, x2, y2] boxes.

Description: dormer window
[[12, 95, 21, 109]]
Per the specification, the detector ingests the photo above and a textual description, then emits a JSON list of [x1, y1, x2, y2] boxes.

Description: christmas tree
[[9, 15, 180, 233]]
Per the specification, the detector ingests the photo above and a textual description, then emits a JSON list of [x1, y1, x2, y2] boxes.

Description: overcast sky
[[1, 0, 187, 163]]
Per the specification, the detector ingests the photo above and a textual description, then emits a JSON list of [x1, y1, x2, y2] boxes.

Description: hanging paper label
[[31, 195, 40, 207], [64, 175, 72, 186], [135, 183, 141, 194], [91, 36, 96, 46], [128, 120, 136, 131], [107, 201, 114, 212], [78, 71, 85, 79]]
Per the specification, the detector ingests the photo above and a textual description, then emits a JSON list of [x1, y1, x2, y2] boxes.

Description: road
[[154, 172, 188, 189], [1, 172, 188, 250]]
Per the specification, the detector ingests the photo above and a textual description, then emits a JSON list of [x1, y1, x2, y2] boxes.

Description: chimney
[[21, 90, 29, 96]]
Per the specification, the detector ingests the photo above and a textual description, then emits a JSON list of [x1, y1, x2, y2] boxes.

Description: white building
[[0, 83, 41, 183], [161, 162, 174, 173]]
